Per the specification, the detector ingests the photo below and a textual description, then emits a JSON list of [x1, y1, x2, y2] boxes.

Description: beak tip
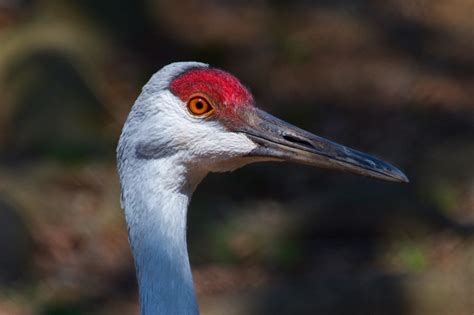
[[399, 175, 410, 184], [401, 175, 410, 184], [391, 168, 409, 184]]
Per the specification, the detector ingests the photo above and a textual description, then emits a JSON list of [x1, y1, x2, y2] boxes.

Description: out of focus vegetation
[[0, 1, 473, 314]]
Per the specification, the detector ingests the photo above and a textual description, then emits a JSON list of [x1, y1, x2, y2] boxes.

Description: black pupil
[[195, 101, 204, 110]]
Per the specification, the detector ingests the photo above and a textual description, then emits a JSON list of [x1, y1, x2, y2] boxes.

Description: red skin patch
[[170, 68, 255, 120]]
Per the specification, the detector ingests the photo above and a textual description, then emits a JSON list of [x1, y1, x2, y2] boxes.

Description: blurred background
[[0, 0, 473, 314]]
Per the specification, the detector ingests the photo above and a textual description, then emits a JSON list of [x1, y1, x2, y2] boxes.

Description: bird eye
[[187, 97, 214, 116]]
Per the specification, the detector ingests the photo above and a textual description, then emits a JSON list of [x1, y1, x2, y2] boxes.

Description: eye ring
[[187, 96, 214, 117]]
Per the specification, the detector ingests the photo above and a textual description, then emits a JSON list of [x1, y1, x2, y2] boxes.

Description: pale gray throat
[[119, 158, 203, 315]]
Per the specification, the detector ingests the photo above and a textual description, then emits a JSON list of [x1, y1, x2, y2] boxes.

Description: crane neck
[[119, 156, 206, 315]]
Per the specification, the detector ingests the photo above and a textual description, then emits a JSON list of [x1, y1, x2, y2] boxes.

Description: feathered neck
[[119, 155, 206, 315]]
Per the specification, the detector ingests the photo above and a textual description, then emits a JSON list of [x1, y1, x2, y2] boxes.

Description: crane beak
[[239, 108, 409, 183]]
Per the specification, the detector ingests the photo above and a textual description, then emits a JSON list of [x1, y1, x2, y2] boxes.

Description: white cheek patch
[[137, 91, 257, 171]]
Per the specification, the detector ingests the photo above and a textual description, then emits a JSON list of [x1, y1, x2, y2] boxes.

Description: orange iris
[[187, 96, 214, 116]]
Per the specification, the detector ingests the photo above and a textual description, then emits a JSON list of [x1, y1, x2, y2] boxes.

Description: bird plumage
[[117, 61, 408, 315], [118, 62, 261, 315]]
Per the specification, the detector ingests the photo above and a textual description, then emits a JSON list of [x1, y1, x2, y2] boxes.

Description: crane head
[[121, 62, 408, 183]]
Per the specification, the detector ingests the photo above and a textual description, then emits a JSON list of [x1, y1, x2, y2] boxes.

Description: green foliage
[[395, 242, 427, 272]]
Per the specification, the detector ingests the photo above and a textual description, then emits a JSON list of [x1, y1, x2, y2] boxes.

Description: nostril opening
[[283, 135, 314, 149]]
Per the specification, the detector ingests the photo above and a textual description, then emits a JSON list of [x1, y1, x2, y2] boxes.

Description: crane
[[117, 62, 408, 315]]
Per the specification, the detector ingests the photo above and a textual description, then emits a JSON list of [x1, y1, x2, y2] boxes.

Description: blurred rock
[[3, 51, 109, 161], [0, 197, 32, 285]]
